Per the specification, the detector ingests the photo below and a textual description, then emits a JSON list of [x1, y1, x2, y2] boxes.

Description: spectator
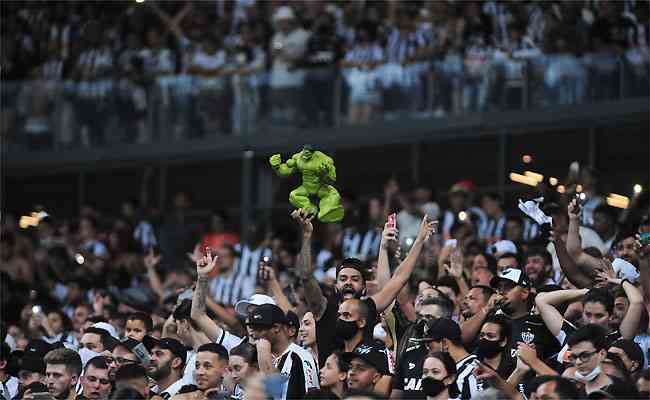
[[341, 342, 390, 396], [124, 312, 152, 342], [192, 343, 230, 398], [0, 342, 19, 400], [44, 348, 82, 400], [147, 337, 186, 398], [229, 342, 259, 400], [316, 351, 348, 399], [79, 356, 112, 400], [562, 324, 613, 393], [268, 6, 310, 125], [420, 352, 458, 400]]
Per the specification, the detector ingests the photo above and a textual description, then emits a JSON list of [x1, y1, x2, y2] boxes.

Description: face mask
[[79, 348, 102, 367], [373, 324, 387, 341], [335, 319, 359, 341], [421, 376, 448, 397], [477, 339, 503, 359], [575, 365, 602, 382]]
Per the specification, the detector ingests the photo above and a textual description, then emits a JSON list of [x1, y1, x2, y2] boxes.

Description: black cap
[[26, 339, 60, 358], [490, 268, 530, 289], [336, 258, 366, 281], [19, 352, 46, 374], [341, 342, 391, 375], [285, 311, 300, 330], [245, 304, 286, 327], [412, 318, 461, 343], [143, 337, 186, 366]]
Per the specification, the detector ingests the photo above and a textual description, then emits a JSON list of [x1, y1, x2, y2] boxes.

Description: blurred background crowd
[[1, 0, 648, 149]]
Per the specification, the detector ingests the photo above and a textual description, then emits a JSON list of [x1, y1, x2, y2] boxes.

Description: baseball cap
[[143, 337, 186, 366], [245, 304, 286, 327], [273, 6, 295, 21], [411, 318, 462, 343], [235, 294, 277, 317], [490, 268, 530, 289], [490, 240, 518, 256], [93, 322, 120, 340], [341, 342, 391, 375], [25, 339, 60, 358], [336, 258, 366, 281], [449, 180, 474, 194], [117, 338, 152, 365], [19, 352, 46, 374], [285, 311, 300, 330]]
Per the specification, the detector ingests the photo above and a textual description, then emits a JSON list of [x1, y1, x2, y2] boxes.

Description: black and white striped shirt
[[386, 28, 427, 64], [209, 245, 271, 306], [342, 228, 381, 261], [274, 343, 320, 400], [453, 354, 481, 400], [344, 43, 384, 65], [479, 216, 506, 241]]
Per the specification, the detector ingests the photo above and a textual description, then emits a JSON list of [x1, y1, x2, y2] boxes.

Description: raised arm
[[292, 210, 327, 319], [461, 293, 498, 345], [551, 232, 592, 288], [535, 288, 588, 336], [377, 223, 398, 288], [258, 263, 295, 314], [190, 249, 224, 342], [612, 277, 644, 339], [143, 249, 165, 302], [269, 154, 296, 177], [566, 200, 601, 270], [371, 216, 436, 313]]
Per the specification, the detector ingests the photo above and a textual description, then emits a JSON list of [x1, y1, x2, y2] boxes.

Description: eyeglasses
[[568, 350, 598, 363]]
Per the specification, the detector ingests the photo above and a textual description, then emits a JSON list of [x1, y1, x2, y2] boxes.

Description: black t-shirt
[[392, 344, 428, 399], [316, 293, 378, 367], [506, 313, 560, 365]]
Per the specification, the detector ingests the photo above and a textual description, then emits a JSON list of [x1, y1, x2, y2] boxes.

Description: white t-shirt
[[270, 28, 310, 88]]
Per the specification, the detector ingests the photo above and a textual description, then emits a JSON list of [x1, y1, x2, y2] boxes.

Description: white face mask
[[79, 348, 102, 367], [374, 324, 387, 341], [575, 365, 602, 382]]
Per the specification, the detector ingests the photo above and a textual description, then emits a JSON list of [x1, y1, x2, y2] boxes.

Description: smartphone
[[387, 213, 397, 229], [444, 239, 458, 248]]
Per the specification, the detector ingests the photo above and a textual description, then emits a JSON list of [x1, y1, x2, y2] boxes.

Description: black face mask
[[421, 376, 448, 397], [477, 339, 504, 359], [335, 319, 359, 340]]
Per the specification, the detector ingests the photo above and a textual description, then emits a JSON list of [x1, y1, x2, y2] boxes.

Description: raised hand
[[144, 248, 161, 270], [291, 209, 314, 237], [594, 258, 619, 286], [196, 247, 218, 277], [567, 199, 581, 220], [380, 223, 399, 250], [269, 154, 282, 168], [416, 215, 437, 243], [446, 249, 464, 278]]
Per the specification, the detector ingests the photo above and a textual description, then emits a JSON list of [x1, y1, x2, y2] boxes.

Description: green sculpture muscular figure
[[269, 145, 345, 223]]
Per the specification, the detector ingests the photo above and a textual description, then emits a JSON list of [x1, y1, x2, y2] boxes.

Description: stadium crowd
[[1, 156, 650, 400], [1, 0, 649, 148]]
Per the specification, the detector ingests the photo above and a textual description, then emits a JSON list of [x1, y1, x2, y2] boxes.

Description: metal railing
[[1, 51, 647, 154]]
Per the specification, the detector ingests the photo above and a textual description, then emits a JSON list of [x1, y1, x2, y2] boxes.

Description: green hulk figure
[[269, 145, 344, 223]]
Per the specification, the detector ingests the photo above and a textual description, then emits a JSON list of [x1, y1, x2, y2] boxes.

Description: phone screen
[[387, 213, 397, 229]]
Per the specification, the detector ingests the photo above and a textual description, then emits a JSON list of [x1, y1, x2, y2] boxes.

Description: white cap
[[235, 294, 277, 317], [612, 258, 640, 282], [273, 6, 295, 21], [92, 322, 119, 340], [490, 240, 518, 256]]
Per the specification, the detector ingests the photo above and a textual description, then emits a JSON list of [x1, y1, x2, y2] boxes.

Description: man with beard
[[192, 343, 229, 398], [78, 356, 112, 400], [459, 286, 497, 346], [146, 337, 186, 399], [523, 248, 556, 289], [337, 299, 392, 396], [44, 348, 82, 400], [342, 342, 391, 396], [247, 304, 319, 400], [292, 211, 435, 367]]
